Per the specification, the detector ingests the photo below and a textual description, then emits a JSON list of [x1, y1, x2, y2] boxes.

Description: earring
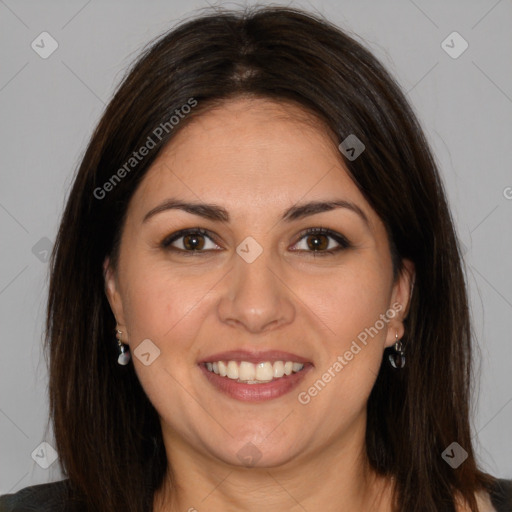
[[388, 330, 405, 369], [116, 328, 131, 366]]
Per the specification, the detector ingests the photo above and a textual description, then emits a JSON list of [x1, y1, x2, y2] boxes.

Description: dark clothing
[[1, 478, 511, 511]]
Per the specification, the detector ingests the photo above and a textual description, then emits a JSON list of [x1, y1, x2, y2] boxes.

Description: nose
[[217, 245, 296, 334]]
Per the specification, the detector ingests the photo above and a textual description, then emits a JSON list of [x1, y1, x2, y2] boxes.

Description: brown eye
[[161, 228, 221, 253], [182, 233, 206, 250], [305, 234, 329, 251], [291, 227, 351, 255]]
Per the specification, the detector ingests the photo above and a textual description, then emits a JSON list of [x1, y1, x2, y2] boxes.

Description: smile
[[204, 360, 305, 384]]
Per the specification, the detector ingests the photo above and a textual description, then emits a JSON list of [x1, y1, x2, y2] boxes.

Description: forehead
[[129, 97, 373, 224]]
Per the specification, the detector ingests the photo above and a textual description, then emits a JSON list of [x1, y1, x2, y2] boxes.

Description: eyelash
[[160, 227, 351, 257]]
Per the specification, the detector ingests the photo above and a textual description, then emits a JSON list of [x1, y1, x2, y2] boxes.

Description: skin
[[104, 97, 416, 512]]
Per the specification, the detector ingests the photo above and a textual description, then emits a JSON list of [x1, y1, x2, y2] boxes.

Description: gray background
[[1, 0, 511, 494]]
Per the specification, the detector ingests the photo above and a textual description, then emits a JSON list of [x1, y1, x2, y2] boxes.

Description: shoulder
[[457, 479, 512, 512], [487, 478, 512, 512], [0, 479, 84, 512]]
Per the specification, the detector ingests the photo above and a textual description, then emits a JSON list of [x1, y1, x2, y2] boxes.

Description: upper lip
[[198, 350, 311, 365]]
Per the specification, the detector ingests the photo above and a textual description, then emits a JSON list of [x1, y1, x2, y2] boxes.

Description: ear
[[384, 258, 415, 348], [103, 257, 127, 330]]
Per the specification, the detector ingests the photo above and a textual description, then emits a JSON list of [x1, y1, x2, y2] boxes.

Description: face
[[105, 97, 414, 470]]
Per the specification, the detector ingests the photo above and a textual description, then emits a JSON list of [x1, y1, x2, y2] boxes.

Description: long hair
[[45, 6, 495, 511]]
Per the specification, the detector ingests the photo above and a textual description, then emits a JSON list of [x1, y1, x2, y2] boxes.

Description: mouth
[[202, 360, 306, 384], [198, 350, 313, 401]]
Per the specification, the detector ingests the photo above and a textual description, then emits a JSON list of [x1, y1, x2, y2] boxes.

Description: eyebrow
[[142, 198, 370, 227]]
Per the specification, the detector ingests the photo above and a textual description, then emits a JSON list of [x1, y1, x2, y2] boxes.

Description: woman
[[1, 6, 510, 512]]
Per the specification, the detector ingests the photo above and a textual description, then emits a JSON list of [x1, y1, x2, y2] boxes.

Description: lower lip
[[199, 363, 313, 402]]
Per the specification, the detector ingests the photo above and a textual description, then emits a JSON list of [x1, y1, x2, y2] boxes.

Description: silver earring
[[116, 329, 131, 365], [388, 330, 405, 369]]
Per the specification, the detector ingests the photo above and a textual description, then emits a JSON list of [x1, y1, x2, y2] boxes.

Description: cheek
[[119, 261, 216, 426], [118, 259, 221, 403], [296, 258, 392, 345], [121, 259, 219, 342], [294, 258, 392, 409]]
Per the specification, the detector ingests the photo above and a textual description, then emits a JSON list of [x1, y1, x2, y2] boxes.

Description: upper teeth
[[205, 360, 304, 383]]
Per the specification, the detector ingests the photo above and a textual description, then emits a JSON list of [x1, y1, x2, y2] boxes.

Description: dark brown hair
[[45, 5, 495, 511]]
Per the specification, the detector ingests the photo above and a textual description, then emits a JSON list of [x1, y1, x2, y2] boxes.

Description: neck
[[153, 414, 393, 512]]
